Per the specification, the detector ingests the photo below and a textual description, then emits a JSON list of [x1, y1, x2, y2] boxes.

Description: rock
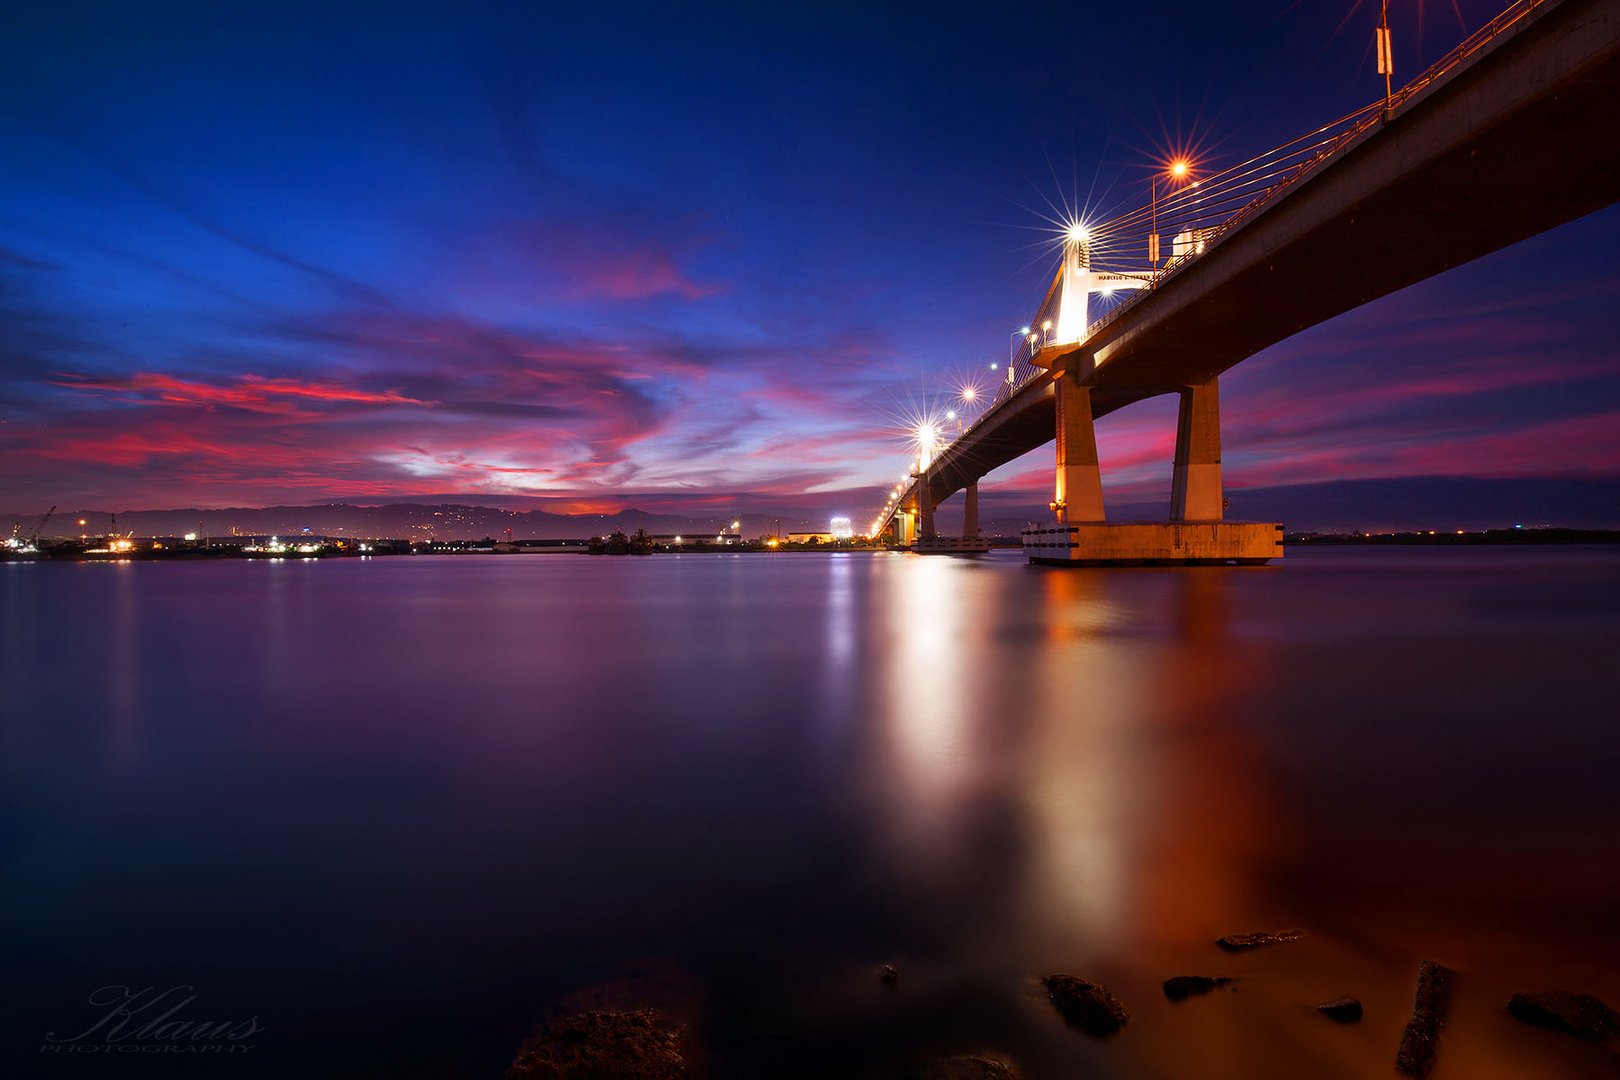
[[1508, 991, 1620, 1040], [1041, 975, 1129, 1037], [1316, 996, 1364, 1023], [921, 1053, 1023, 1079], [1163, 976, 1233, 1002], [1395, 961, 1453, 1078], [506, 1008, 686, 1079], [1216, 929, 1305, 952], [880, 964, 900, 986]]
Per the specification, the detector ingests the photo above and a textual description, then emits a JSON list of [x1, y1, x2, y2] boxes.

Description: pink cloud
[[52, 372, 431, 414]]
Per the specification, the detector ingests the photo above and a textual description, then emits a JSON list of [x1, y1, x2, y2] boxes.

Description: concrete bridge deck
[[881, 0, 1620, 541]]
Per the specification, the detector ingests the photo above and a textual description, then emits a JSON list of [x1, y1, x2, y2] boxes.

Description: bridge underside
[[894, 0, 1620, 538], [1083, 0, 1620, 395]]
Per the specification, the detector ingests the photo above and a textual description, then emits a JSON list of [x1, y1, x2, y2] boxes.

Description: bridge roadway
[[888, 0, 1620, 532]]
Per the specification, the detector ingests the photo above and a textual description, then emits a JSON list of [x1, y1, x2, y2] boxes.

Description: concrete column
[[962, 481, 980, 538], [918, 486, 936, 540], [1054, 373, 1105, 524], [1170, 377, 1223, 522], [899, 509, 916, 546]]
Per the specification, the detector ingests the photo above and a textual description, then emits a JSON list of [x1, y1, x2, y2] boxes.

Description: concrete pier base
[[1022, 522, 1283, 566], [912, 535, 992, 555]]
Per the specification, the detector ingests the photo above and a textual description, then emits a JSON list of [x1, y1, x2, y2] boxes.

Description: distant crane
[[106, 512, 135, 554], [5, 505, 53, 552]]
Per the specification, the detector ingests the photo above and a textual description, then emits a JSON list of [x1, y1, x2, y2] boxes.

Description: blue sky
[[3, 0, 1617, 528]]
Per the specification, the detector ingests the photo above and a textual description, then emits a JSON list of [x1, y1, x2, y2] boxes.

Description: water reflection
[[1, 550, 1616, 1078]]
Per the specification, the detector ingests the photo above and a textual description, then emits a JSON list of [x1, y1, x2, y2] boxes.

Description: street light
[[1150, 157, 1194, 275]]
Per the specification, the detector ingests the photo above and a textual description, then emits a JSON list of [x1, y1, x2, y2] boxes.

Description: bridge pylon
[[1052, 364, 1104, 525], [1171, 378, 1223, 522]]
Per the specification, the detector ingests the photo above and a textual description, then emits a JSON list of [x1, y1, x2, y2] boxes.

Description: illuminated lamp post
[[1150, 158, 1192, 280]]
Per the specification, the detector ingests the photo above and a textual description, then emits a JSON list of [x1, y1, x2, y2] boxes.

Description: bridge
[[871, 0, 1620, 564]]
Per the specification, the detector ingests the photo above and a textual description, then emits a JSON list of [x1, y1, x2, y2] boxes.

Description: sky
[[3, 0, 1618, 530]]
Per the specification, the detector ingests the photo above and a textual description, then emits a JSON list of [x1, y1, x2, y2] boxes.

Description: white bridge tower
[[1053, 226, 1153, 346]]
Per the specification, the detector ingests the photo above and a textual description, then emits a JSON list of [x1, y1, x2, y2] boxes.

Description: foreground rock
[[1316, 997, 1364, 1023], [1163, 976, 1233, 1002], [921, 1053, 1023, 1079], [1042, 975, 1129, 1037], [507, 1009, 687, 1079], [1215, 929, 1305, 952], [1395, 961, 1453, 1078], [1508, 991, 1620, 1040]]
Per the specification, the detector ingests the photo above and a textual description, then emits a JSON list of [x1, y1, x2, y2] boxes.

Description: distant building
[[830, 517, 854, 540], [786, 532, 833, 544]]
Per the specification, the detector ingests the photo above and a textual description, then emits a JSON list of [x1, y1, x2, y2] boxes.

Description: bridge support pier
[[962, 481, 980, 539], [1025, 372, 1280, 565], [918, 488, 936, 540], [1171, 378, 1223, 522], [1054, 373, 1104, 524]]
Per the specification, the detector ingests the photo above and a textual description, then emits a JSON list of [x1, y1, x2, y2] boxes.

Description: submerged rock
[[506, 1008, 686, 1079], [880, 964, 900, 986], [1042, 975, 1130, 1037], [921, 1053, 1023, 1079], [1316, 997, 1364, 1023], [1508, 991, 1620, 1040], [1163, 976, 1234, 1002], [1395, 961, 1453, 1078], [1215, 929, 1305, 952]]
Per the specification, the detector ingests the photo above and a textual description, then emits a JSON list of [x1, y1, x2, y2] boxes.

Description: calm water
[[3, 548, 1618, 1079]]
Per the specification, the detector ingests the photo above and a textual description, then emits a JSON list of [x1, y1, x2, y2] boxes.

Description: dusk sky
[[3, 0, 1618, 529]]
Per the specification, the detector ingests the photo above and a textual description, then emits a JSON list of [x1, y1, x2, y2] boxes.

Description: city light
[[961, 386, 976, 403], [1065, 221, 1090, 244]]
